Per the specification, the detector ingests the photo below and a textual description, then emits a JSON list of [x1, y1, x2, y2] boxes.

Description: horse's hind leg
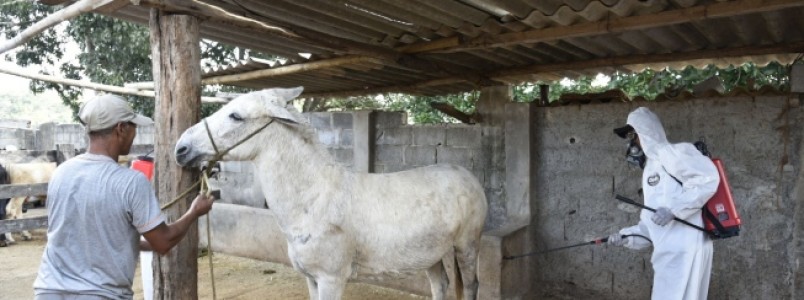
[[10, 197, 31, 240], [426, 261, 449, 300], [455, 240, 480, 300]]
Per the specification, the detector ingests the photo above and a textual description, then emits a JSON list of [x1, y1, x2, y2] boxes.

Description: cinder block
[[412, 126, 446, 146], [328, 148, 353, 165], [374, 111, 406, 128], [0, 129, 15, 139], [309, 112, 331, 129], [436, 147, 473, 168], [339, 129, 353, 148], [376, 127, 412, 145], [792, 64, 804, 93], [332, 112, 353, 129], [0, 139, 18, 148], [375, 145, 404, 163], [316, 129, 339, 146], [446, 127, 482, 147], [404, 146, 436, 166], [376, 162, 409, 173]]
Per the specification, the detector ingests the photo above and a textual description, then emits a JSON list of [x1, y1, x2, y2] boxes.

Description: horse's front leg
[[305, 276, 319, 300], [316, 275, 347, 300]]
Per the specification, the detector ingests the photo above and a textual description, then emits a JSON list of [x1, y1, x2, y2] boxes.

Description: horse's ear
[[259, 87, 304, 124], [274, 86, 304, 104], [273, 117, 298, 125]]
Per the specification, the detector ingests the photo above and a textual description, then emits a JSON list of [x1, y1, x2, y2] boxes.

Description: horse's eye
[[229, 113, 244, 121]]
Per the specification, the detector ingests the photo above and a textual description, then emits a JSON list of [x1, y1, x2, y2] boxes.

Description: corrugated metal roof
[[100, 0, 804, 97]]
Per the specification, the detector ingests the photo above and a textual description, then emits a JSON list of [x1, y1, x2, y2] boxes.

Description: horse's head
[[174, 87, 304, 167]]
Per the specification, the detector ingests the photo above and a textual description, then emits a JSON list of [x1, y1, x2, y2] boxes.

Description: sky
[[0, 62, 75, 125], [0, 64, 35, 95]]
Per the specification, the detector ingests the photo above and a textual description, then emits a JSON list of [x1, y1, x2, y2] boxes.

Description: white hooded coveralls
[[618, 107, 719, 300]]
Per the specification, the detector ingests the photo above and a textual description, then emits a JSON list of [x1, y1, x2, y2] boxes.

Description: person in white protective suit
[[607, 107, 720, 300]]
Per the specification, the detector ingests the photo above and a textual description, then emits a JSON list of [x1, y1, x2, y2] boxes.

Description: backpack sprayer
[[695, 140, 741, 239]]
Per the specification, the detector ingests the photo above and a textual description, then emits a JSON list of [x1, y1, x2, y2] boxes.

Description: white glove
[[651, 207, 674, 226], [607, 234, 627, 246]]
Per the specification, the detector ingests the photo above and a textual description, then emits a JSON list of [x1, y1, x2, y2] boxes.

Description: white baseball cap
[[78, 94, 154, 132]]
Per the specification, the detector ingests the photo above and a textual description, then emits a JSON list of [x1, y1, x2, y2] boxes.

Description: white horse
[[175, 87, 488, 300], [0, 160, 56, 242]]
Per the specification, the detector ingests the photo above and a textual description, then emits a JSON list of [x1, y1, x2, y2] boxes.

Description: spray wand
[[503, 234, 651, 260]]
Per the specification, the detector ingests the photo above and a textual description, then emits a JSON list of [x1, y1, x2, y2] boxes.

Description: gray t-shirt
[[34, 153, 164, 299]]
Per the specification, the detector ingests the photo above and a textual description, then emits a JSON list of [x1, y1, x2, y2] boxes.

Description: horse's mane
[[282, 107, 336, 160]]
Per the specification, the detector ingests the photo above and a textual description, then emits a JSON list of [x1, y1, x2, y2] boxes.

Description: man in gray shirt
[[34, 94, 214, 299]]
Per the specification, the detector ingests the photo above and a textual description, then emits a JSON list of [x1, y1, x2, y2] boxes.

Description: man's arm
[[141, 193, 214, 255], [660, 144, 720, 220]]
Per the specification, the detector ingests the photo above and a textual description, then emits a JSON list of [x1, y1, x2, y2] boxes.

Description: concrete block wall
[[0, 122, 155, 152], [517, 96, 802, 299], [305, 112, 355, 167], [374, 123, 483, 176], [0, 127, 35, 150], [53, 124, 87, 150]]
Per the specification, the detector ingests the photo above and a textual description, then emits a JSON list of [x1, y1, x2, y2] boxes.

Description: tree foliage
[[0, 2, 262, 121], [512, 62, 794, 103]]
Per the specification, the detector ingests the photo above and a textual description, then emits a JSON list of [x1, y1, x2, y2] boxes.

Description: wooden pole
[[0, 66, 228, 103], [138, 0, 297, 39], [149, 8, 201, 300], [539, 85, 549, 106]]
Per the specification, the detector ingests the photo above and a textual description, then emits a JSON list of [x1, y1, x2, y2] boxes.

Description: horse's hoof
[[0, 240, 7, 247], [22, 236, 32, 241]]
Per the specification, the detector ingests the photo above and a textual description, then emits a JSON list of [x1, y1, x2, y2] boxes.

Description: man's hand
[[651, 207, 674, 226], [190, 193, 215, 217], [607, 233, 628, 246]]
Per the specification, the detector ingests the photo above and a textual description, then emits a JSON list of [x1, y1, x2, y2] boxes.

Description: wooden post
[[149, 9, 202, 300], [539, 84, 549, 106]]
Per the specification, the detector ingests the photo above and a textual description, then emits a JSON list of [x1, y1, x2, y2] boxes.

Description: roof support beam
[[0, 65, 228, 103], [202, 56, 382, 85], [397, 0, 804, 54], [304, 41, 804, 98], [137, 0, 299, 39]]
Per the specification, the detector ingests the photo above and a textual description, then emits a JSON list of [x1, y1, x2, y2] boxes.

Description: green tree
[[0, 2, 264, 120]]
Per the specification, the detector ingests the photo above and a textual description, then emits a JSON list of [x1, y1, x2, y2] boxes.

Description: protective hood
[[626, 107, 669, 159]]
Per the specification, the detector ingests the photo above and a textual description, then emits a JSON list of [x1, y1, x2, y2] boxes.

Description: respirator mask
[[625, 132, 646, 169]]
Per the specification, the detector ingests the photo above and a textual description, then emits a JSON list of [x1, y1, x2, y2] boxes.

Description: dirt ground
[[0, 209, 426, 300]]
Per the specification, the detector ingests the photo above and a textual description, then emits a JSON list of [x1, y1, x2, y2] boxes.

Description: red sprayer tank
[[130, 155, 154, 181], [704, 158, 741, 239]]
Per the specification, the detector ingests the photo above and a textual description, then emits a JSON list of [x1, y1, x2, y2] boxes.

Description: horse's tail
[[453, 251, 464, 300]]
